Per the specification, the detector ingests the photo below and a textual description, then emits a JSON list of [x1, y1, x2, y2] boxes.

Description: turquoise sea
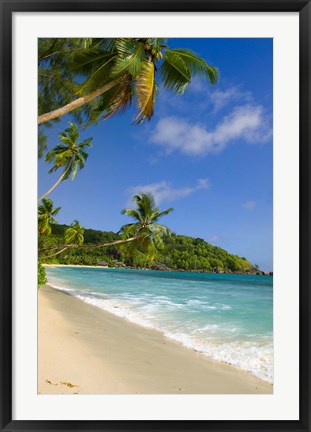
[[45, 267, 273, 383]]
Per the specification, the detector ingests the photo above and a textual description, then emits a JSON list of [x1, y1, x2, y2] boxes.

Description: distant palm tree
[[39, 220, 85, 259], [38, 198, 60, 236], [64, 220, 84, 245], [119, 192, 174, 257], [39, 193, 173, 259], [38, 38, 219, 124], [38, 122, 92, 202]]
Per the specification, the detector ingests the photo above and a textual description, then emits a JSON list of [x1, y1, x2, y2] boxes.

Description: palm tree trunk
[[39, 236, 138, 254], [39, 244, 66, 252], [38, 78, 120, 124], [39, 245, 72, 259], [38, 158, 73, 202], [77, 236, 138, 249]]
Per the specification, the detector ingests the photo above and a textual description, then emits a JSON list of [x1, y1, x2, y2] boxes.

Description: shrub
[[38, 262, 47, 288]]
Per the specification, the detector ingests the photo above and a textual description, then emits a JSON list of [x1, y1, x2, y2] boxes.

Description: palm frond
[[166, 48, 219, 84], [68, 49, 115, 74], [66, 122, 79, 142], [83, 74, 133, 126], [133, 61, 156, 124], [160, 51, 191, 94], [121, 209, 143, 222], [150, 223, 172, 236], [150, 38, 167, 53], [112, 39, 145, 77], [64, 221, 84, 245], [154, 207, 174, 219], [102, 74, 134, 120], [77, 54, 117, 94], [78, 138, 93, 149], [118, 223, 139, 237]]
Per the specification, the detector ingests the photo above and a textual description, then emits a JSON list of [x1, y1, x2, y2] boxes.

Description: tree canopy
[[38, 38, 219, 125], [40, 222, 255, 273]]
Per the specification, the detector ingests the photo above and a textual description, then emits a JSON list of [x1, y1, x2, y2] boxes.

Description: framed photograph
[[1, 0, 310, 430]]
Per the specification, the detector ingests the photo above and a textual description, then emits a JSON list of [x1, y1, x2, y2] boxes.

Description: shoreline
[[39, 284, 273, 394], [43, 263, 272, 276]]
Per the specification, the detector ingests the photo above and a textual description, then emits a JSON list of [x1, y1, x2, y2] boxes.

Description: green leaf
[[133, 61, 156, 124], [112, 39, 145, 77], [160, 51, 191, 94], [166, 48, 219, 84]]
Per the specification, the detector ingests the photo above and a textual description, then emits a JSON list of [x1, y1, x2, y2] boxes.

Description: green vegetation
[[38, 262, 47, 287], [37, 39, 256, 279], [38, 38, 218, 125], [38, 193, 174, 263], [40, 223, 254, 273], [38, 122, 93, 202], [38, 198, 60, 236], [120, 193, 174, 261]]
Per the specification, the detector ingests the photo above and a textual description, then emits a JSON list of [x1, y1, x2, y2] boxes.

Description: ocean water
[[45, 267, 273, 383]]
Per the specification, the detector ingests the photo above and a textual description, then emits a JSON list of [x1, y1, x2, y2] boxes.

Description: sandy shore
[[38, 285, 273, 395]]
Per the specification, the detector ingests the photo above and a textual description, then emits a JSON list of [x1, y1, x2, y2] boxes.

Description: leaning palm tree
[[39, 193, 173, 257], [38, 38, 219, 125], [39, 219, 85, 259], [119, 192, 174, 256], [38, 122, 92, 202], [38, 198, 60, 236]]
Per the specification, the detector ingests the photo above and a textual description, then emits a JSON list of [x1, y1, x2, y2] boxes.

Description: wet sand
[[38, 285, 273, 395]]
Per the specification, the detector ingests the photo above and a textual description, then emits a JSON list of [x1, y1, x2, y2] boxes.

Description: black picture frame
[[1, 0, 310, 430]]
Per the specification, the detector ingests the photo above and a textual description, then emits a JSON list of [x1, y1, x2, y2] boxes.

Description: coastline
[[38, 285, 273, 394], [43, 263, 272, 275]]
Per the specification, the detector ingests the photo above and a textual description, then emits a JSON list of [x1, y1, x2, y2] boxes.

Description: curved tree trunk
[[39, 245, 72, 259], [76, 236, 138, 249], [38, 78, 120, 124], [38, 158, 73, 202], [39, 236, 138, 255]]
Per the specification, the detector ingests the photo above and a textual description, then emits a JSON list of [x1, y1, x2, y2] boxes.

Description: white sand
[[38, 285, 273, 395]]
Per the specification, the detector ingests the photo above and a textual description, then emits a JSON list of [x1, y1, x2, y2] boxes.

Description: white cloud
[[150, 105, 271, 157], [127, 179, 210, 206], [189, 81, 252, 112], [242, 200, 256, 210], [210, 86, 252, 112]]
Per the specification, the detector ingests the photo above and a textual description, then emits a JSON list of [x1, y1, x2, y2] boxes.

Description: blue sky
[[39, 38, 273, 270]]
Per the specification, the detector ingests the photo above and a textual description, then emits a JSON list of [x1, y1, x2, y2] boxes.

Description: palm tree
[[38, 122, 92, 202], [39, 219, 85, 259], [38, 38, 218, 125], [39, 193, 173, 258], [119, 192, 174, 257], [64, 220, 85, 245], [38, 198, 60, 236], [38, 38, 94, 125]]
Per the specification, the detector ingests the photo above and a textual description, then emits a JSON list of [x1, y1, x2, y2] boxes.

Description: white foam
[[48, 282, 273, 384]]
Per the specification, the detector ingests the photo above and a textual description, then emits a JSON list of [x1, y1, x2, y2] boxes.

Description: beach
[[38, 284, 273, 395]]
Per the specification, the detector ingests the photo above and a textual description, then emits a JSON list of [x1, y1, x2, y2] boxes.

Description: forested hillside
[[40, 224, 256, 273]]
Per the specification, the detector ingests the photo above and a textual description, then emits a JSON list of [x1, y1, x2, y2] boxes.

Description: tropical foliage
[[40, 223, 255, 273], [38, 193, 173, 262], [119, 193, 174, 260], [38, 122, 93, 202], [37, 39, 223, 284], [38, 198, 61, 236], [64, 220, 85, 245], [38, 38, 219, 125], [38, 262, 47, 288]]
